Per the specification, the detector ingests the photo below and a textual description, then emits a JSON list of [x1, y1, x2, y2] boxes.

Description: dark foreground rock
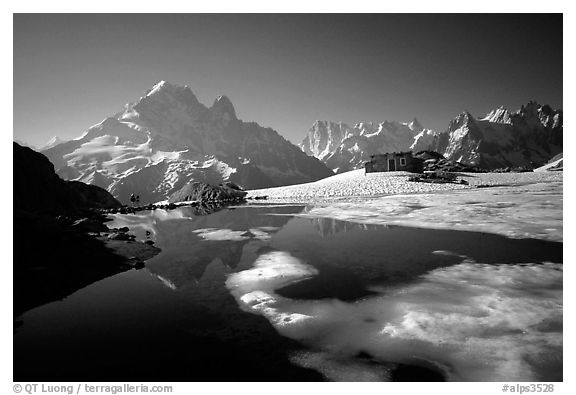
[[71, 217, 109, 233], [13, 142, 159, 316], [14, 142, 122, 216], [14, 210, 159, 316]]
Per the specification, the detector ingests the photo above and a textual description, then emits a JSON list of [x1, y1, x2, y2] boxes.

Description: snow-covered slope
[[535, 153, 563, 172], [248, 167, 562, 201], [431, 102, 562, 169], [300, 118, 437, 173], [41, 136, 68, 150], [42, 81, 333, 204]]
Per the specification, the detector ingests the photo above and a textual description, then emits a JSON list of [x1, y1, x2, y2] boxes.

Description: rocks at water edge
[[71, 218, 109, 233], [168, 181, 248, 204], [13, 142, 159, 316]]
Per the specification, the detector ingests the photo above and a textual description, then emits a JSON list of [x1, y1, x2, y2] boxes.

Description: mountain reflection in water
[[14, 203, 562, 382]]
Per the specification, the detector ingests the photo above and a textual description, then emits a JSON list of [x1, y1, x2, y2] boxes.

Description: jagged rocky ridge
[[299, 118, 437, 173], [301, 101, 562, 172], [430, 101, 562, 169], [42, 81, 333, 204]]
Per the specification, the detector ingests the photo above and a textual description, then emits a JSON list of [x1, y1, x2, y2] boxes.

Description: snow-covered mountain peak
[[519, 100, 541, 115], [353, 122, 376, 137], [442, 112, 478, 144], [354, 121, 374, 129], [41, 136, 67, 150], [144, 80, 195, 99], [431, 101, 562, 169], [215, 95, 231, 103], [147, 80, 170, 96], [41, 81, 333, 204], [211, 95, 237, 120], [481, 106, 512, 124], [313, 120, 344, 128], [141, 80, 202, 106], [513, 100, 562, 129], [449, 111, 475, 127], [462, 111, 475, 120], [408, 117, 424, 132], [117, 81, 208, 142]]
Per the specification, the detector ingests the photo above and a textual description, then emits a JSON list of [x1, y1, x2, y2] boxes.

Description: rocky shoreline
[[14, 196, 258, 317], [13, 142, 256, 316], [13, 208, 161, 317]]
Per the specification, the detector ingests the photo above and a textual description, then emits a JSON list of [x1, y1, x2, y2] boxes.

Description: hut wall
[[365, 152, 422, 173]]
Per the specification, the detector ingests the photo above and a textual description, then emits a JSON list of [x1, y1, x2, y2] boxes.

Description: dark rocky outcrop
[[14, 142, 121, 216], [13, 142, 158, 316], [413, 150, 445, 162], [13, 211, 158, 315], [71, 217, 109, 233], [67, 181, 122, 211], [168, 181, 247, 204], [414, 150, 486, 173]]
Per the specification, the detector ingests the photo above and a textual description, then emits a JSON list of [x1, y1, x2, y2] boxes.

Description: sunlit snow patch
[[193, 228, 250, 241], [298, 182, 562, 242], [226, 252, 562, 381], [226, 252, 318, 332]]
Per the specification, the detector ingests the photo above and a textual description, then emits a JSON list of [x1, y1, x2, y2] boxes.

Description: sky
[[14, 13, 563, 147]]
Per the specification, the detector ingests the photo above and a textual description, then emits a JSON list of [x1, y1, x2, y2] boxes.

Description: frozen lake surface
[[14, 179, 562, 381]]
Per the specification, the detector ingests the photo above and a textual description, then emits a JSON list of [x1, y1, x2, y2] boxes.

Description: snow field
[[247, 169, 563, 201]]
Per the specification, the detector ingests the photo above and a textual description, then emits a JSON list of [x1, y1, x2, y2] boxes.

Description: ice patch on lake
[[298, 182, 562, 242], [193, 228, 249, 241], [226, 252, 562, 381], [227, 252, 318, 331], [192, 227, 279, 241], [154, 274, 177, 290]]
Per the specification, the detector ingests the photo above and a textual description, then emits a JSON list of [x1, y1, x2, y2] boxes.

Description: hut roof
[[369, 151, 413, 159]]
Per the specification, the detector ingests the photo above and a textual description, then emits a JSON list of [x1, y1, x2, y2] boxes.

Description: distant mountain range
[[300, 101, 562, 172], [33, 83, 562, 205], [300, 118, 436, 173], [430, 101, 562, 169], [41, 81, 333, 204]]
